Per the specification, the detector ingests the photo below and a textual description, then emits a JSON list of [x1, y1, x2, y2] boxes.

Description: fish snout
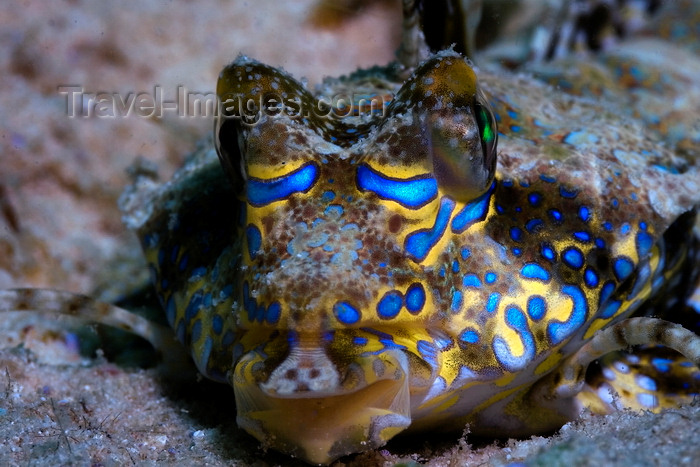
[[232, 347, 411, 464]]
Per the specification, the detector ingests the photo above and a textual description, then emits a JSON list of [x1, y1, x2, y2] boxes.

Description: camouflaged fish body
[[118, 31, 700, 462]]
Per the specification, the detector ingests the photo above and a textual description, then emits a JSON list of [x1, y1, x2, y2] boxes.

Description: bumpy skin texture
[[119, 5, 700, 465]]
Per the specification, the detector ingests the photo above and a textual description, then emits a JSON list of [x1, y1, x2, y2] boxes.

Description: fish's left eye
[[473, 93, 498, 182]]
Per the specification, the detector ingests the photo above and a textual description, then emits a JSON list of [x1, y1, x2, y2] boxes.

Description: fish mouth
[[232, 349, 411, 465]]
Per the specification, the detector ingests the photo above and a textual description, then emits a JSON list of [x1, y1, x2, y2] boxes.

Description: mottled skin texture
[[115, 18, 700, 461], [3, 1, 697, 465]]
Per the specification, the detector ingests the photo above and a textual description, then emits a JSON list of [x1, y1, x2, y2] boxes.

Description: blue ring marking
[[548, 285, 588, 345], [452, 260, 460, 273], [461, 248, 471, 260], [486, 292, 500, 313], [603, 222, 614, 231], [540, 174, 556, 183], [220, 284, 234, 299], [559, 186, 579, 199], [578, 206, 591, 223], [405, 197, 456, 261], [548, 209, 563, 222], [451, 290, 463, 312], [510, 227, 524, 242], [451, 182, 495, 232], [493, 306, 536, 371], [541, 243, 556, 262], [212, 314, 224, 335], [639, 221, 647, 230], [266, 302, 281, 324], [255, 302, 265, 323], [246, 225, 262, 259], [584, 267, 599, 288], [377, 291, 403, 319], [334, 301, 361, 324], [169, 245, 180, 263], [160, 277, 169, 291], [621, 223, 631, 235], [613, 256, 635, 281], [198, 336, 214, 376], [463, 274, 482, 288], [521, 263, 551, 282], [222, 331, 235, 348], [321, 190, 336, 202], [405, 283, 426, 313], [595, 237, 606, 249], [247, 162, 319, 206], [485, 272, 498, 284], [525, 218, 544, 233], [324, 205, 344, 217], [562, 247, 585, 269], [512, 247, 523, 256], [459, 328, 480, 344], [628, 262, 651, 300], [185, 290, 204, 321], [357, 164, 437, 208], [636, 375, 657, 392], [527, 295, 547, 321], [636, 231, 654, 258]]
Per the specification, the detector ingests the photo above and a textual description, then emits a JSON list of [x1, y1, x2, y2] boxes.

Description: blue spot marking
[[324, 205, 344, 217], [599, 299, 621, 319], [595, 238, 606, 249], [573, 231, 592, 242], [405, 197, 455, 261], [353, 336, 368, 346], [562, 247, 584, 269], [527, 296, 547, 320], [451, 182, 494, 232], [541, 243, 556, 262], [512, 247, 522, 256], [584, 267, 599, 288], [603, 222, 613, 231], [185, 291, 203, 321], [507, 109, 518, 119], [452, 260, 460, 273], [599, 281, 616, 305], [461, 248, 471, 260], [266, 302, 281, 324], [417, 340, 437, 363], [621, 223, 631, 234], [493, 307, 535, 371], [165, 296, 176, 326], [485, 272, 498, 284], [578, 206, 591, 222], [528, 193, 542, 206], [521, 263, 550, 282], [548, 285, 588, 345], [451, 290, 463, 312], [178, 253, 189, 271], [191, 319, 202, 343], [486, 292, 500, 313], [333, 302, 360, 324], [463, 274, 482, 288], [559, 186, 579, 199], [322, 190, 335, 202], [510, 227, 524, 242], [405, 283, 426, 313], [212, 314, 223, 335], [525, 218, 544, 233], [639, 221, 647, 230], [636, 231, 654, 258], [357, 164, 437, 208], [247, 163, 318, 206], [377, 291, 403, 319], [548, 209, 563, 222], [540, 174, 556, 183], [459, 328, 480, 344], [246, 225, 262, 259], [613, 256, 635, 281]]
